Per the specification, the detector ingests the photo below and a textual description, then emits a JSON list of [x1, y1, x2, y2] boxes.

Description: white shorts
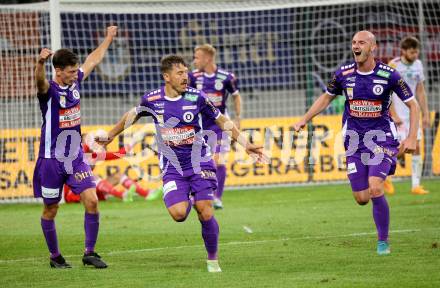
[[397, 118, 422, 142]]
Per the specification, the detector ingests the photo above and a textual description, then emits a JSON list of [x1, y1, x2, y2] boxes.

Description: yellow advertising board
[[1, 114, 439, 199]]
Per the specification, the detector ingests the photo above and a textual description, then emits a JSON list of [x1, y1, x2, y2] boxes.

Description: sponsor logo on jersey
[[372, 84, 384, 95], [347, 162, 357, 174], [163, 181, 177, 196], [216, 74, 227, 80], [200, 170, 216, 180], [349, 99, 382, 118], [160, 126, 196, 146], [154, 109, 164, 114], [346, 83, 355, 87], [373, 79, 388, 84], [59, 104, 81, 128], [347, 76, 356, 82], [183, 111, 194, 123], [148, 95, 161, 102], [182, 105, 197, 110], [342, 68, 355, 76], [184, 93, 198, 102], [207, 92, 223, 106], [156, 114, 164, 124], [69, 83, 76, 91], [74, 170, 94, 182], [397, 78, 411, 97], [154, 102, 164, 108], [377, 70, 391, 78]]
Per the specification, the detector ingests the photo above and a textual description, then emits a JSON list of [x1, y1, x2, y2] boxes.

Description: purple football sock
[[371, 195, 389, 242], [84, 212, 99, 254], [41, 218, 60, 258], [200, 217, 219, 260], [215, 165, 226, 200]]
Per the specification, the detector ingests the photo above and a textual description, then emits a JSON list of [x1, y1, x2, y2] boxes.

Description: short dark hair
[[160, 55, 187, 74], [52, 48, 80, 69], [400, 36, 420, 50]]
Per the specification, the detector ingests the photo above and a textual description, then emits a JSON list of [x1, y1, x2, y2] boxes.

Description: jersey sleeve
[[225, 73, 239, 95], [78, 68, 85, 83], [135, 94, 153, 117], [199, 92, 221, 120], [391, 71, 414, 103], [188, 72, 197, 88], [37, 85, 52, 102], [326, 72, 342, 96]]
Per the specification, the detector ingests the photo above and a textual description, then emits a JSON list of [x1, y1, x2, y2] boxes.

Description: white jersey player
[[385, 36, 430, 195]]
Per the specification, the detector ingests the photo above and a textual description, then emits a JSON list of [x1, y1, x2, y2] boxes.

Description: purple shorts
[[346, 151, 397, 192], [162, 168, 218, 208], [33, 156, 96, 205]]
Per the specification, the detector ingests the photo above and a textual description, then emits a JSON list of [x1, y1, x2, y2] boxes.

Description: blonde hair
[[194, 44, 216, 58]]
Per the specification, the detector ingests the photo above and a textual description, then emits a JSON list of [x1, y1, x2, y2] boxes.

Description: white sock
[[411, 155, 422, 188]]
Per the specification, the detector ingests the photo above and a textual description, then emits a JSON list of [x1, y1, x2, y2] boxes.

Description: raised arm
[[81, 26, 118, 80], [293, 92, 334, 131], [35, 48, 53, 95]]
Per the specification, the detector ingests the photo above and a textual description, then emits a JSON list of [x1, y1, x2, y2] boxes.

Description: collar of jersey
[[356, 69, 375, 75], [203, 72, 216, 78], [164, 95, 182, 101]]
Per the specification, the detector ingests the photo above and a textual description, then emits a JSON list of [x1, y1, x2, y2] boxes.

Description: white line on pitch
[[0, 228, 430, 264]]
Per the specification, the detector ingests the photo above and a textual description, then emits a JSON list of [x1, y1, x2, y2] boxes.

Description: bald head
[[353, 30, 376, 45], [352, 30, 377, 67]]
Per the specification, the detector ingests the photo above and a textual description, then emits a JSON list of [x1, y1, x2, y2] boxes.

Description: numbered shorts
[[162, 168, 218, 208], [33, 157, 96, 205], [346, 152, 397, 192]]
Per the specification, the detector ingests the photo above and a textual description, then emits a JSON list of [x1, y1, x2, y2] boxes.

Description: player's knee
[[43, 204, 59, 219], [353, 194, 369, 205], [84, 196, 98, 212], [172, 211, 188, 222], [369, 186, 383, 198], [356, 200, 369, 206]]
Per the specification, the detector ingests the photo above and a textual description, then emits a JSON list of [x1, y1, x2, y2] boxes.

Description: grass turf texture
[[1, 179, 439, 287]]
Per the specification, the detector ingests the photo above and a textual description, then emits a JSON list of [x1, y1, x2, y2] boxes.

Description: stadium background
[[1, 0, 440, 201]]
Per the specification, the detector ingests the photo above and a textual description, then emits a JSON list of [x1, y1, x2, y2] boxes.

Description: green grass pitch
[[1, 180, 439, 287]]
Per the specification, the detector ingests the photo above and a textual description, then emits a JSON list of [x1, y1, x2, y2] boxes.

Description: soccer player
[[188, 44, 242, 209], [33, 26, 118, 268], [293, 31, 420, 255], [96, 55, 264, 272], [384, 36, 430, 195]]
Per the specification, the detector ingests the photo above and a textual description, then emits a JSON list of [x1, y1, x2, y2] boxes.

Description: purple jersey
[[189, 68, 238, 132], [135, 86, 221, 174], [327, 61, 413, 150], [37, 68, 84, 159]]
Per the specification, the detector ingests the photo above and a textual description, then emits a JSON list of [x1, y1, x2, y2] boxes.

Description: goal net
[[1, 0, 439, 202]]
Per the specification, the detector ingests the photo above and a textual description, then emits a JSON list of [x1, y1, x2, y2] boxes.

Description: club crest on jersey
[[372, 84, 384, 95], [196, 83, 203, 90], [59, 96, 66, 108], [215, 81, 224, 91], [346, 88, 354, 99], [183, 111, 194, 123], [72, 89, 80, 100]]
